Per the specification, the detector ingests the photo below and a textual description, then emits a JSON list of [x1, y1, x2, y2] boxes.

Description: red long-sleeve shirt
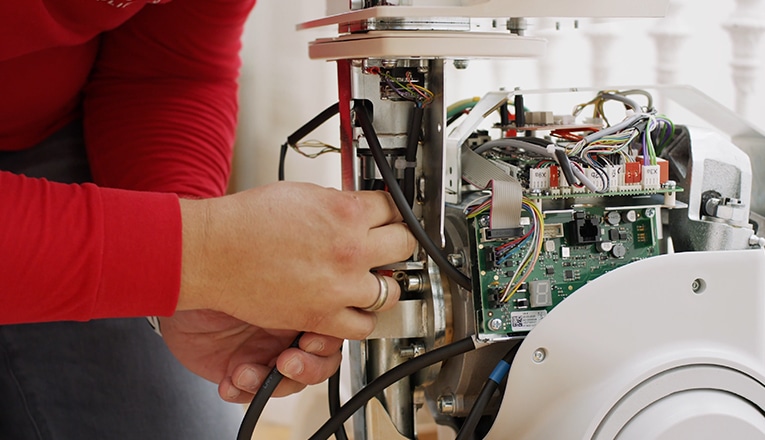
[[0, 0, 255, 323]]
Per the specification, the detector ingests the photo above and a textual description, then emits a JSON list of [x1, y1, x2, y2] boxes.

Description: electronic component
[[529, 280, 553, 307], [473, 202, 662, 336], [544, 223, 565, 239], [458, 90, 680, 337], [376, 67, 427, 102], [570, 211, 602, 245]]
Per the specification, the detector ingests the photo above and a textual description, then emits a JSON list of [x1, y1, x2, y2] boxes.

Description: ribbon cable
[[461, 145, 523, 230]]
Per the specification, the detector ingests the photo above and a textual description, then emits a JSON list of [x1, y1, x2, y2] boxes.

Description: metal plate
[[308, 31, 546, 60]]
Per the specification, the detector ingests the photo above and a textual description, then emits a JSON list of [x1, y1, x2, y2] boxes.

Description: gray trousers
[[0, 121, 242, 439]]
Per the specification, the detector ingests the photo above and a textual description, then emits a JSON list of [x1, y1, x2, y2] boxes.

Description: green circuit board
[[472, 205, 662, 336]]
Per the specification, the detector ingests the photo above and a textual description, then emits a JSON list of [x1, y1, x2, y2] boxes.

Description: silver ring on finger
[[363, 273, 389, 312]]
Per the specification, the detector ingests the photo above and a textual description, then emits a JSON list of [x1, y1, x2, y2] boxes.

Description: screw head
[[437, 395, 455, 414], [533, 348, 547, 363], [447, 253, 464, 268], [692, 278, 706, 294], [488, 318, 503, 331]]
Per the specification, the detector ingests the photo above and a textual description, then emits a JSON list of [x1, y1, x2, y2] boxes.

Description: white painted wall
[[233, 1, 341, 192]]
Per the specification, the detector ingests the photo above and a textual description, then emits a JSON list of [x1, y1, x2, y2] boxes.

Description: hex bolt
[[447, 253, 464, 268], [400, 343, 426, 359], [692, 278, 706, 294], [437, 395, 455, 414]]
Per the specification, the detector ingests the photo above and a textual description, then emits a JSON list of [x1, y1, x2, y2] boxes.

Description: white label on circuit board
[[510, 310, 548, 332]]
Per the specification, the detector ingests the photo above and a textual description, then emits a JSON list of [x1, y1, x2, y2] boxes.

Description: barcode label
[[510, 310, 547, 332]]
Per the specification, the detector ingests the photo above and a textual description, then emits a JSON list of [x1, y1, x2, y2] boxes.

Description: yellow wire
[[501, 199, 545, 302]]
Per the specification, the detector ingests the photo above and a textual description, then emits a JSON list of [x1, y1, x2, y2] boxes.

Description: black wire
[[237, 333, 304, 440], [278, 142, 288, 181], [455, 341, 522, 440], [554, 148, 578, 188], [308, 337, 477, 440], [590, 162, 609, 193], [515, 136, 552, 147], [328, 367, 349, 440], [277, 103, 340, 181], [403, 105, 424, 207], [354, 102, 473, 291], [287, 103, 340, 147], [446, 112, 465, 127]]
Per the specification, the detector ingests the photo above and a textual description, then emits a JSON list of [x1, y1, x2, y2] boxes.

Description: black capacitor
[[500, 102, 510, 126], [514, 94, 525, 128]]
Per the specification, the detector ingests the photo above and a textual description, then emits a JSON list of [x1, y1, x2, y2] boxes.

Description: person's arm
[[0, 171, 180, 323], [83, 0, 255, 197], [0, 0, 246, 325], [76, 0, 253, 322], [77, 0, 418, 403]]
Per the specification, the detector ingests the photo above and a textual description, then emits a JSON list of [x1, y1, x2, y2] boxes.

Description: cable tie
[[394, 158, 417, 170]]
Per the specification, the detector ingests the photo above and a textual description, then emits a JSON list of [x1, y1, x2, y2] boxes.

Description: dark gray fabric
[[0, 121, 242, 439], [0, 122, 92, 183]]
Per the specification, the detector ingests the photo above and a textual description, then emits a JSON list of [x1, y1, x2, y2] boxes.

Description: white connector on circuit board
[[642, 165, 661, 190], [529, 167, 551, 190]]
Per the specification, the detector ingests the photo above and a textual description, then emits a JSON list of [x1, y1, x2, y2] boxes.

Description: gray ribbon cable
[[461, 145, 523, 229]]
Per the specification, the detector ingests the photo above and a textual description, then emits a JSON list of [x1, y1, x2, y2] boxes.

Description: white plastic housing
[[487, 249, 765, 439]]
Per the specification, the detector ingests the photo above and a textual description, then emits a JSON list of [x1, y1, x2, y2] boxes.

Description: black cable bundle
[[354, 102, 472, 291], [455, 341, 522, 440], [403, 105, 424, 207], [308, 337, 477, 440], [237, 333, 303, 440], [328, 368, 349, 440]]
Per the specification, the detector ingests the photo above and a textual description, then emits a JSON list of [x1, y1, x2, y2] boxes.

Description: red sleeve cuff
[[93, 187, 181, 319]]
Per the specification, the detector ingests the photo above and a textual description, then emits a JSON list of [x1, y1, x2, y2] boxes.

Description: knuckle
[[333, 191, 365, 223], [385, 224, 416, 263], [332, 241, 365, 266], [400, 224, 417, 254], [352, 316, 376, 340]]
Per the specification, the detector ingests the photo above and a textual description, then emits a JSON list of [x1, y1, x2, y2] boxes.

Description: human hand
[[160, 310, 341, 403], [176, 182, 416, 340]]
